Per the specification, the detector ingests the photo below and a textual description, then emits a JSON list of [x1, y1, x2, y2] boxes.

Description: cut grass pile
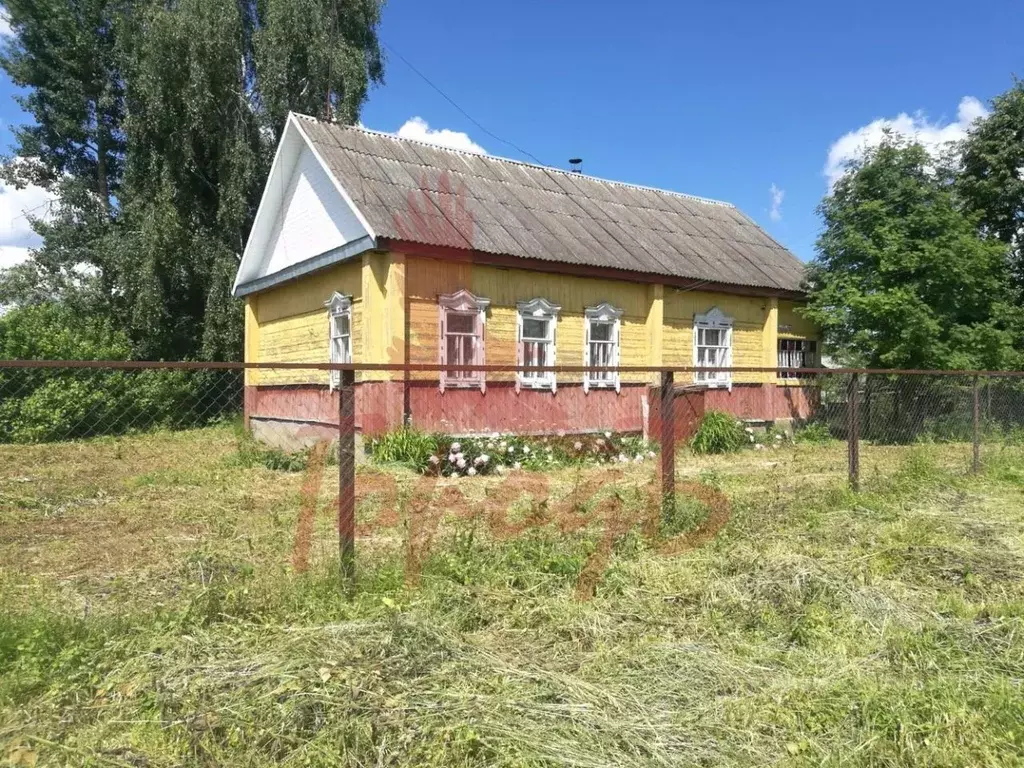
[[1, 428, 1024, 766]]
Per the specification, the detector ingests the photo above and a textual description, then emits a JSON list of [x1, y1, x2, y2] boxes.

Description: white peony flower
[[604, 431, 612, 439], [522, 445, 530, 455], [513, 461, 522, 470], [495, 464, 506, 475], [451, 442, 461, 453], [596, 438, 605, 447], [775, 434, 783, 441], [618, 453, 628, 463], [456, 458, 467, 469], [467, 467, 477, 476], [754, 444, 764, 451], [491, 432, 500, 439], [455, 452, 464, 461], [574, 441, 583, 450], [634, 455, 644, 463], [428, 455, 440, 465], [507, 445, 515, 453], [448, 453, 457, 463], [648, 450, 656, 458]]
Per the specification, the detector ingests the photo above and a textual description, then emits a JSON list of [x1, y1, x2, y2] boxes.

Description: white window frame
[[516, 298, 560, 393], [778, 338, 818, 380], [583, 302, 622, 394], [325, 292, 352, 390], [439, 289, 490, 393], [693, 307, 733, 389]]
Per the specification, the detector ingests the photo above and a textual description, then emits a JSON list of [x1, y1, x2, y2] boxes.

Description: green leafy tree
[[0, 0, 124, 210], [0, 0, 384, 361], [959, 80, 1024, 281], [804, 134, 1023, 370], [0, 0, 125, 315]]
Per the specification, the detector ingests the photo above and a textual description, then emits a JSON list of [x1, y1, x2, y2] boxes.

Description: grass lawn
[[2, 427, 1024, 766]]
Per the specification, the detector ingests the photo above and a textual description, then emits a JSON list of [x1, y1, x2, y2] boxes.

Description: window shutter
[[439, 305, 447, 394], [476, 308, 486, 394], [328, 315, 337, 391], [612, 318, 621, 394], [550, 318, 557, 394], [515, 309, 523, 394], [583, 317, 591, 394], [725, 326, 734, 391]]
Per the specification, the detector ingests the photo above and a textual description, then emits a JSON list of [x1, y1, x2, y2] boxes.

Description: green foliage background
[[804, 84, 1024, 370], [0, 0, 385, 362]]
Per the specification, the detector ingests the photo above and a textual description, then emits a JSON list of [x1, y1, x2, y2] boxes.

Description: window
[[778, 338, 818, 379], [693, 308, 733, 387], [325, 292, 352, 389], [439, 289, 490, 393], [517, 298, 560, 392], [584, 303, 623, 393]]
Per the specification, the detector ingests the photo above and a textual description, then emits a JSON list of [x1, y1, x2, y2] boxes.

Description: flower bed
[[367, 429, 657, 477]]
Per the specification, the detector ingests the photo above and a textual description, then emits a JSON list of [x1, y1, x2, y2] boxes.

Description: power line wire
[[382, 41, 547, 167]]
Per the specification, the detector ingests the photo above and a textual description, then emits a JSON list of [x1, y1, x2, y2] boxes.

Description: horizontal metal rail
[[1, 359, 1024, 377]]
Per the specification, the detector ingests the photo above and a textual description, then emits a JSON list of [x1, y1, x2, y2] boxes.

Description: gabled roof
[[235, 113, 807, 297]]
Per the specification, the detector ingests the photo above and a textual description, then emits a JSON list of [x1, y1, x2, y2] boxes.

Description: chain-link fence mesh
[[3, 362, 1024, 587]]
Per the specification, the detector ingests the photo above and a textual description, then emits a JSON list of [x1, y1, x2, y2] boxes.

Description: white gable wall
[[263, 143, 365, 276], [233, 114, 374, 297]]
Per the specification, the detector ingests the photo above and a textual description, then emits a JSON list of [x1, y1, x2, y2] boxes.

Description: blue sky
[[0, 0, 1020, 266]]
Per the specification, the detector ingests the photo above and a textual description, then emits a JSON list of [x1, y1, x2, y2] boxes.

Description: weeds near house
[[367, 427, 438, 470], [793, 420, 834, 444], [690, 409, 747, 454]]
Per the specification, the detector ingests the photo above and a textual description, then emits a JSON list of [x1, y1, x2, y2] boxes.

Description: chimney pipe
[[569, 157, 583, 174]]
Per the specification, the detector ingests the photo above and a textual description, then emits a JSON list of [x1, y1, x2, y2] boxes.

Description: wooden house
[[234, 113, 818, 443]]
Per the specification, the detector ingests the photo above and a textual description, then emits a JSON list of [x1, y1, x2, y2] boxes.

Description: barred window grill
[[778, 338, 817, 379]]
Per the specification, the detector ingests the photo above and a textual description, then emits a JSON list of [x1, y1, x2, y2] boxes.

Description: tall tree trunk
[[97, 121, 110, 216]]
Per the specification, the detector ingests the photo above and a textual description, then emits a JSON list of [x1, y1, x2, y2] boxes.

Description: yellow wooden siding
[[244, 250, 818, 391], [663, 287, 773, 383], [778, 300, 817, 339], [405, 256, 651, 383], [251, 259, 362, 385]]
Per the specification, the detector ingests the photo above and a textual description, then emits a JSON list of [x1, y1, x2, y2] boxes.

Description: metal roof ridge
[[291, 112, 736, 210]]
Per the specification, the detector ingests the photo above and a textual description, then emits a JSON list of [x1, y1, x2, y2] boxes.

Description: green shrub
[[368, 428, 438, 471], [690, 410, 747, 455], [0, 303, 237, 443], [793, 421, 834, 445]]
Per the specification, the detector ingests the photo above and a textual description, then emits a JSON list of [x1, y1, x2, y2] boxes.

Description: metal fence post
[[972, 375, 981, 474], [847, 373, 860, 491], [338, 368, 356, 588], [660, 370, 675, 517]]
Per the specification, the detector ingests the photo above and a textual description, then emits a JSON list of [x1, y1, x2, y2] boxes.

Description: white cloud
[[824, 96, 989, 188], [0, 245, 30, 269], [0, 167, 55, 269], [395, 117, 487, 154], [769, 183, 784, 222], [0, 10, 11, 37]]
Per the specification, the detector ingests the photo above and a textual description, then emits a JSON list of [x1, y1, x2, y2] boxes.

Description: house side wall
[[248, 259, 363, 385], [663, 288, 775, 384], [405, 256, 652, 384], [778, 299, 817, 339]]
